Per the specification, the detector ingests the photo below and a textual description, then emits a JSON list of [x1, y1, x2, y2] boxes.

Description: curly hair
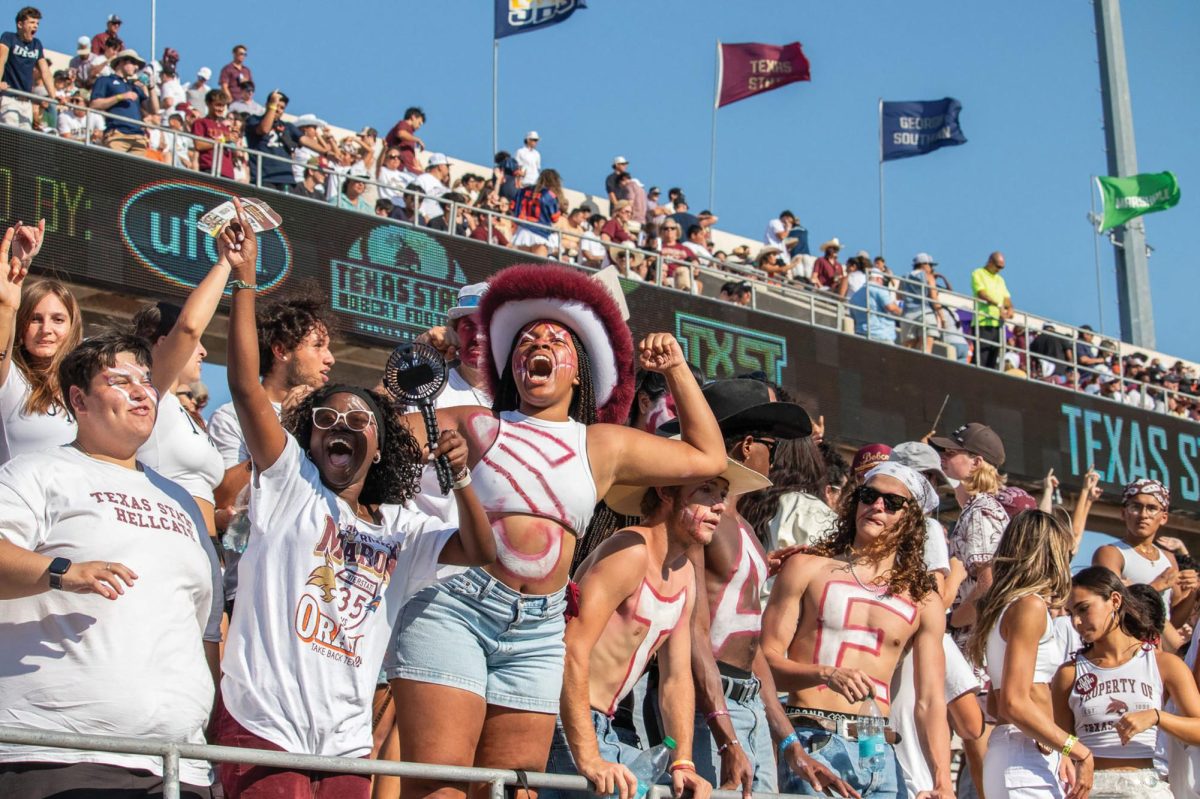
[[807, 485, 935, 603], [281, 386, 424, 506], [256, 295, 333, 378], [493, 329, 597, 425]]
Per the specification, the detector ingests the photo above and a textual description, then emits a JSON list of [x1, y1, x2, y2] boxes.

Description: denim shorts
[[692, 678, 777, 792], [544, 711, 645, 799], [779, 728, 902, 799], [385, 567, 567, 713]]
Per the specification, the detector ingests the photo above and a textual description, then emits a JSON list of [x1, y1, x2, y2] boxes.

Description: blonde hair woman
[[970, 510, 1092, 798]]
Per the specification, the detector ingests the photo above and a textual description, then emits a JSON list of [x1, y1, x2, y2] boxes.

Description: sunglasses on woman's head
[[856, 485, 909, 513], [312, 407, 375, 432]]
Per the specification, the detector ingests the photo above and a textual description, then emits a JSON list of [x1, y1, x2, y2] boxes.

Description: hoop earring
[[372, 452, 381, 464]]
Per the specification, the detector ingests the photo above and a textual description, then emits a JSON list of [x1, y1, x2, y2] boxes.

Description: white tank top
[[1115, 542, 1173, 609], [138, 391, 224, 505], [1068, 646, 1162, 759], [471, 410, 596, 535], [985, 596, 1062, 691], [0, 366, 76, 464]]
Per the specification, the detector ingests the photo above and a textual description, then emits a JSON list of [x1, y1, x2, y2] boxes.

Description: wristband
[[1062, 734, 1078, 757], [228, 280, 257, 292], [1155, 709, 1162, 726], [716, 739, 740, 755], [668, 760, 695, 773], [452, 468, 472, 490], [778, 732, 799, 754], [705, 710, 730, 723]]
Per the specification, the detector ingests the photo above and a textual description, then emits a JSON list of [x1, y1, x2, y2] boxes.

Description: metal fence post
[[163, 744, 180, 799]]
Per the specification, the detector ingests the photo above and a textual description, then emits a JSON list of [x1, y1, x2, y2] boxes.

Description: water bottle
[[611, 735, 676, 799], [857, 695, 886, 773], [221, 486, 252, 554]]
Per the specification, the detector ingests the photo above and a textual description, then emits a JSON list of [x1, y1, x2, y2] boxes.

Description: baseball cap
[[613, 156, 629, 166], [426, 152, 449, 167], [997, 486, 1038, 517], [76, 35, 90, 52], [197, 66, 212, 80], [930, 422, 1006, 468], [913, 252, 937, 266], [108, 14, 122, 23], [525, 130, 539, 140], [890, 441, 956, 487], [447, 282, 488, 321], [852, 444, 892, 479]]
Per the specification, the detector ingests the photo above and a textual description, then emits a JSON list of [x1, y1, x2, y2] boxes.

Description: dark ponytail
[[1072, 566, 1163, 645]]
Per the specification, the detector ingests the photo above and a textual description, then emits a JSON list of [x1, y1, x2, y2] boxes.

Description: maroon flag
[[717, 41, 811, 108]]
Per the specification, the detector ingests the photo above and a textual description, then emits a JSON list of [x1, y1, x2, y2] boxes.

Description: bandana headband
[[1122, 479, 1169, 511]]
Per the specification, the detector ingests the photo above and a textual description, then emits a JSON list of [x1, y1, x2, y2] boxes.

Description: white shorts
[[0, 96, 33, 129], [513, 227, 558, 250], [1090, 768, 1173, 799], [983, 724, 1064, 798]]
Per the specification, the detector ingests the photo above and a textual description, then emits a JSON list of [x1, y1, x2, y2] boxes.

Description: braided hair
[[494, 329, 597, 425]]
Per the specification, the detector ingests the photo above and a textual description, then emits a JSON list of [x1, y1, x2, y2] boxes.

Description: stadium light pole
[[1093, 0, 1155, 348], [150, 0, 156, 70]]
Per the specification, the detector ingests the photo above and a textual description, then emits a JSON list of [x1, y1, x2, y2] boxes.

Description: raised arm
[[224, 199, 287, 471], [150, 247, 232, 396], [0, 220, 44, 387]]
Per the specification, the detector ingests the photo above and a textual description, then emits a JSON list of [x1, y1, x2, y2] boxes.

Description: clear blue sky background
[[39, 0, 1197, 359]]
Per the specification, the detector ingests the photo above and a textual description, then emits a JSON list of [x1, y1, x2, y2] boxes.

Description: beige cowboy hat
[[604, 445, 772, 517], [819, 237, 842, 252], [755, 246, 784, 266]]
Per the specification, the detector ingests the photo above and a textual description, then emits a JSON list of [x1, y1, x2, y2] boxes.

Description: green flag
[[1096, 171, 1181, 231]]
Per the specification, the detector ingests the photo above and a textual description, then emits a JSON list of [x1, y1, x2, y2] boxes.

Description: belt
[[721, 674, 760, 704], [786, 708, 901, 745]]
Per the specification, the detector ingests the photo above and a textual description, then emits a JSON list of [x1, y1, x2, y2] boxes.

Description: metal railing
[[4, 88, 1197, 421], [0, 725, 799, 799]]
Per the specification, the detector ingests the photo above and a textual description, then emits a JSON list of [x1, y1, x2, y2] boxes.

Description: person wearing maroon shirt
[[659, 219, 697, 290], [218, 44, 252, 103], [600, 200, 634, 246], [191, 89, 234, 179], [384, 106, 426, 174], [812, 238, 847, 297], [89, 14, 120, 55]]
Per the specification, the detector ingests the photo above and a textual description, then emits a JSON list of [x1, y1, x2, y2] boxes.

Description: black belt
[[786, 706, 901, 745], [720, 674, 761, 704]]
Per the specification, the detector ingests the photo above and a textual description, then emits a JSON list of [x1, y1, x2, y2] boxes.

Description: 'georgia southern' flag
[[881, 98, 967, 161], [495, 0, 587, 39]]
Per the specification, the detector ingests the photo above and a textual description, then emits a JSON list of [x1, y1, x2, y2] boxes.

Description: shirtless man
[[668, 379, 850, 796], [762, 463, 952, 799]]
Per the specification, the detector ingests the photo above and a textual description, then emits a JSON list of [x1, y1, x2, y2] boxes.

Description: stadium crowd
[[3, 5, 1198, 423]]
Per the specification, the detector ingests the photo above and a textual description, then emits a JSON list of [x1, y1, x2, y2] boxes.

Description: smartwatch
[[48, 557, 72, 590]]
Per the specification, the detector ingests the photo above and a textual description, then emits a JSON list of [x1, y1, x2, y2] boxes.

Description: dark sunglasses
[[386, 153, 401, 159], [751, 436, 778, 463], [856, 485, 910, 513]]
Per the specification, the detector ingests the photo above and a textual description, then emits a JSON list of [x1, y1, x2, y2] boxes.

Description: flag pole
[[877, 98, 885, 256], [709, 40, 721, 211], [1091, 175, 1106, 335], [492, 39, 499, 156]]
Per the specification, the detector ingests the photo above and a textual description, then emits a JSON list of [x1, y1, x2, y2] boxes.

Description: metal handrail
[[0, 725, 800, 799], [5, 91, 1197, 421]]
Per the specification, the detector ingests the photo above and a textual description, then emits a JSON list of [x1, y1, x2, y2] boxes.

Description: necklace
[[846, 555, 886, 593]]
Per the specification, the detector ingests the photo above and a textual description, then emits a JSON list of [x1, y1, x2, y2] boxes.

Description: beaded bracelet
[[716, 739, 740, 755], [452, 468, 472, 490], [669, 759, 695, 773]]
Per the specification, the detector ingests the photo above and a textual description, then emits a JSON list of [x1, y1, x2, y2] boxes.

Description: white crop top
[[471, 411, 596, 535], [138, 391, 225, 505], [1115, 542, 1173, 610], [1068, 646, 1162, 759], [0, 366, 76, 464], [985, 596, 1063, 691]]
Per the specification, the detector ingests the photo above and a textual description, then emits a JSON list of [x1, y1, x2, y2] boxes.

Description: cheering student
[[1053, 567, 1200, 799], [0, 220, 83, 462], [387, 263, 726, 799], [213, 200, 496, 799], [968, 510, 1092, 799]]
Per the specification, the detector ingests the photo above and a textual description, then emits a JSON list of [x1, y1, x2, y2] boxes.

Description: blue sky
[[38, 1, 1196, 373]]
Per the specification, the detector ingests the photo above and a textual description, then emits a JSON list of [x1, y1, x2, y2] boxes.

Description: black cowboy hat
[[658, 378, 811, 438]]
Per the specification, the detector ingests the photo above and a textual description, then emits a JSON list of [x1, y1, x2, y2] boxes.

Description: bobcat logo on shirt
[[1106, 697, 1129, 715], [293, 515, 401, 667]]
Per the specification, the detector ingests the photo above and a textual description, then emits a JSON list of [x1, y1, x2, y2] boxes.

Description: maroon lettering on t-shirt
[[311, 514, 402, 579], [89, 491, 197, 540]]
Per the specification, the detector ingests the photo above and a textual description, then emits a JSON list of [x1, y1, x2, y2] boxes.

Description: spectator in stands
[[385, 106, 426, 174], [812, 238, 846, 296], [1028, 324, 1073, 378], [645, 185, 668, 225], [228, 79, 264, 116], [764, 209, 798, 252], [68, 35, 97, 89], [0, 331, 220, 799], [215, 203, 492, 797], [667, 197, 700, 237], [0, 6, 55, 130], [469, 194, 511, 247], [162, 110, 195, 168], [56, 93, 101, 142], [337, 172, 372, 214], [579, 213, 607, 267], [190, 88, 234, 179], [427, 192, 472, 236], [681, 223, 713, 266], [90, 48, 160, 155], [627, 177, 649, 232], [515, 130, 540, 186], [88, 34, 123, 82], [413, 152, 451, 225], [246, 90, 309, 191], [219, 44, 252, 103], [185, 66, 211, 109], [495, 153, 524, 205], [556, 205, 589, 260], [291, 162, 325, 201], [755, 246, 793, 282], [1075, 324, 1105, 371], [374, 198, 394, 218], [158, 65, 187, 110], [659, 219, 696, 290], [89, 12, 121, 54], [606, 155, 629, 206], [287, 114, 327, 183], [900, 253, 943, 353], [600, 199, 635, 249], [226, 115, 251, 183], [971, 251, 1011, 369], [513, 168, 563, 257], [719, 280, 752, 306]]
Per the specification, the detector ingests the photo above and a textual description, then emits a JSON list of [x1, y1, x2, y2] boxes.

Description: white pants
[[982, 724, 1064, 798], [1090, 768, 1173, 798]]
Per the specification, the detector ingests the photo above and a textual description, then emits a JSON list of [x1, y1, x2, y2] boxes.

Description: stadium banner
[[716, 42, 811, 108], [880, 98, 967, 161], [494, 0, 586, 39], [2, 126, 1199, 515], [1096, 171, 1181, 231]]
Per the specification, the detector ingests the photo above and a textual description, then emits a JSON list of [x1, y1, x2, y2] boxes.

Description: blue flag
[[880, 98, 967, 162], [495, 0, 587, 40]]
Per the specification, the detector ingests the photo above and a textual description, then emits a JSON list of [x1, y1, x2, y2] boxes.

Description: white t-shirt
[[159, 78, 187, 109], [292, 145, 320, 183], [220, 435, 454, 756], [0, 367, 76, 464], [515, 145, 541, 186], [139, 391, 225, 505], [208, 399, 282, 468], [377, 166, 415, 202], [923, 517, 951, 575], [414, 172, 449, 221], [764, 218, 788, 249], [0, 447, 215, 784]]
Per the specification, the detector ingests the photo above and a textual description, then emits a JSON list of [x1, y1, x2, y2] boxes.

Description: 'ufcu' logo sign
[[119, 182, 292, 292], [508, 0, 581, 27]]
